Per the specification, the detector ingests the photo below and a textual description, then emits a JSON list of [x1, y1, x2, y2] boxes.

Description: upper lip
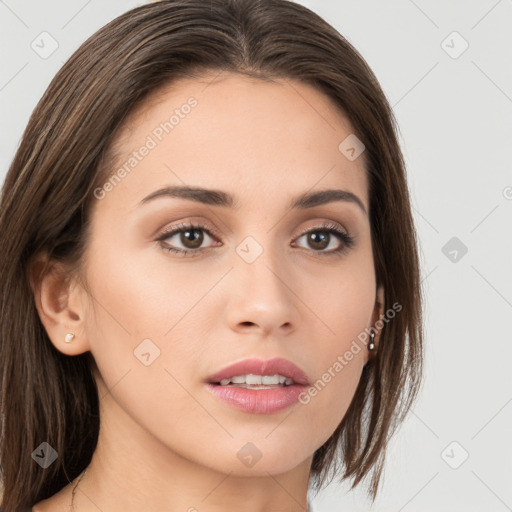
[[207, 357, 310, 386]]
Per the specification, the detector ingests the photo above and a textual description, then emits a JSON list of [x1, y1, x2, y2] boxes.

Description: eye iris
[[181, 228, 203, 249], [308, 231, 329, 250]]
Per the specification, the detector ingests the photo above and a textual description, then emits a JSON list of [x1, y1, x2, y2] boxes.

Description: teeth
[[246, 374, 262, 385], [217, 374, 294, 386]]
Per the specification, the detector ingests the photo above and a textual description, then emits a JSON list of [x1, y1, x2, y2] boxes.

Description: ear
[[29, 253, 90, 356], [371, 284, 385, 343], [363, 284, 385, 365]]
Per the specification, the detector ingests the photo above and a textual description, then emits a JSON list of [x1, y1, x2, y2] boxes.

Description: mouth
[[205, 358, 310, 414], [206, 357, 310, 389]]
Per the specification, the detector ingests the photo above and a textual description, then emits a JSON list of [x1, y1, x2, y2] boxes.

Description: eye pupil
[[308, 231, 329, 250], [181, 229, 203, 248]]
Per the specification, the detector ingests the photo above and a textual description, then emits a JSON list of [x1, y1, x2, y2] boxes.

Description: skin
[[31, 71, 384, 512]]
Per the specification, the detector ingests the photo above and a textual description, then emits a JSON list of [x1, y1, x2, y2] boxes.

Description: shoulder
[[32, 498, 57, 512], [31, 500, 49, 511], [32, 493, 68, 511]]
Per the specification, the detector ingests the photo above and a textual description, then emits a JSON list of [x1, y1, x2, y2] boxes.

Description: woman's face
[[78, 72, 382, 476]]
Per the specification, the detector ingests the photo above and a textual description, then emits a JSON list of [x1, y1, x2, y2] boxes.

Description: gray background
[[1, 1, 511, 511]]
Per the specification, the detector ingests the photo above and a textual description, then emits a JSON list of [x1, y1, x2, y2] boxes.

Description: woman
[[0, 1, 423, 510]]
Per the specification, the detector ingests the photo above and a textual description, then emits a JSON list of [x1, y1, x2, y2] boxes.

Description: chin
[[200, 437, 312, 477]]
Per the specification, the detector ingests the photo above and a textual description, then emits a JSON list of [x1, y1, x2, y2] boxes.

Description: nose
[[224, 241, 300, 337]]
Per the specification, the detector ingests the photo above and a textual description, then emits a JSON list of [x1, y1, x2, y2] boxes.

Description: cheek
[[297, 327, 368, 451], [83, 233, 207, 341], [308, 257, 376, 351], [296, 261, 375, 436], [82, 235, 213, 394], [82, 244, 207, 440]]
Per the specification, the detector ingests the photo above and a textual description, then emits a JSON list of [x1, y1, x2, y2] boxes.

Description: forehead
[[98, 71, 369, 214]]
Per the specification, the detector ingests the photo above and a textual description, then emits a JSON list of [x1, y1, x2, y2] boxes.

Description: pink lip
[[206, 357, 310, 386], [205, 357, 310, 414]]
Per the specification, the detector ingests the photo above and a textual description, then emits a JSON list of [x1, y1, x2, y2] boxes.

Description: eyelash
[[156, 221, 355, 258]]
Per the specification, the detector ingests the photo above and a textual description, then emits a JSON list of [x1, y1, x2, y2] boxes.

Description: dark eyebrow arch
[[140, 186, 234, 208], [139, 186, 367, 215], [290, 189, 367, 215]]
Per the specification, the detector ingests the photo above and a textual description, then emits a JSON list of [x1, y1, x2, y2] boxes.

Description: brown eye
[[294, 223, 354, 255], [157, 223, 219, 256], [305, 230, 330, 251], [176, 227, 204, 249]]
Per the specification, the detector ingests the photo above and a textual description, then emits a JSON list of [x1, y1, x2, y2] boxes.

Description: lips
[[207, 357, 310, 386]]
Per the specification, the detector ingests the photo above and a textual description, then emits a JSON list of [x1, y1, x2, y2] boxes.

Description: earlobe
[[362, 285, 386, 367], [29, 254, 88, 355]]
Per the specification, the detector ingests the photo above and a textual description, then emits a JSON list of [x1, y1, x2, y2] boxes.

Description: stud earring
[[368, 332, 376, 351], [65, 333, 75, 343]]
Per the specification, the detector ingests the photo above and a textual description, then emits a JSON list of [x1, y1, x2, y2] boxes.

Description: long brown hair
[[0, 0, 423, 509]]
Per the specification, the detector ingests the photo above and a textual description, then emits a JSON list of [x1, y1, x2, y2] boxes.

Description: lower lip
[[205, 383, 307, 414]]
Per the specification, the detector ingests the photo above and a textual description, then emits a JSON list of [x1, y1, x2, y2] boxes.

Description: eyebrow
[[139, 186, 367, 215]]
